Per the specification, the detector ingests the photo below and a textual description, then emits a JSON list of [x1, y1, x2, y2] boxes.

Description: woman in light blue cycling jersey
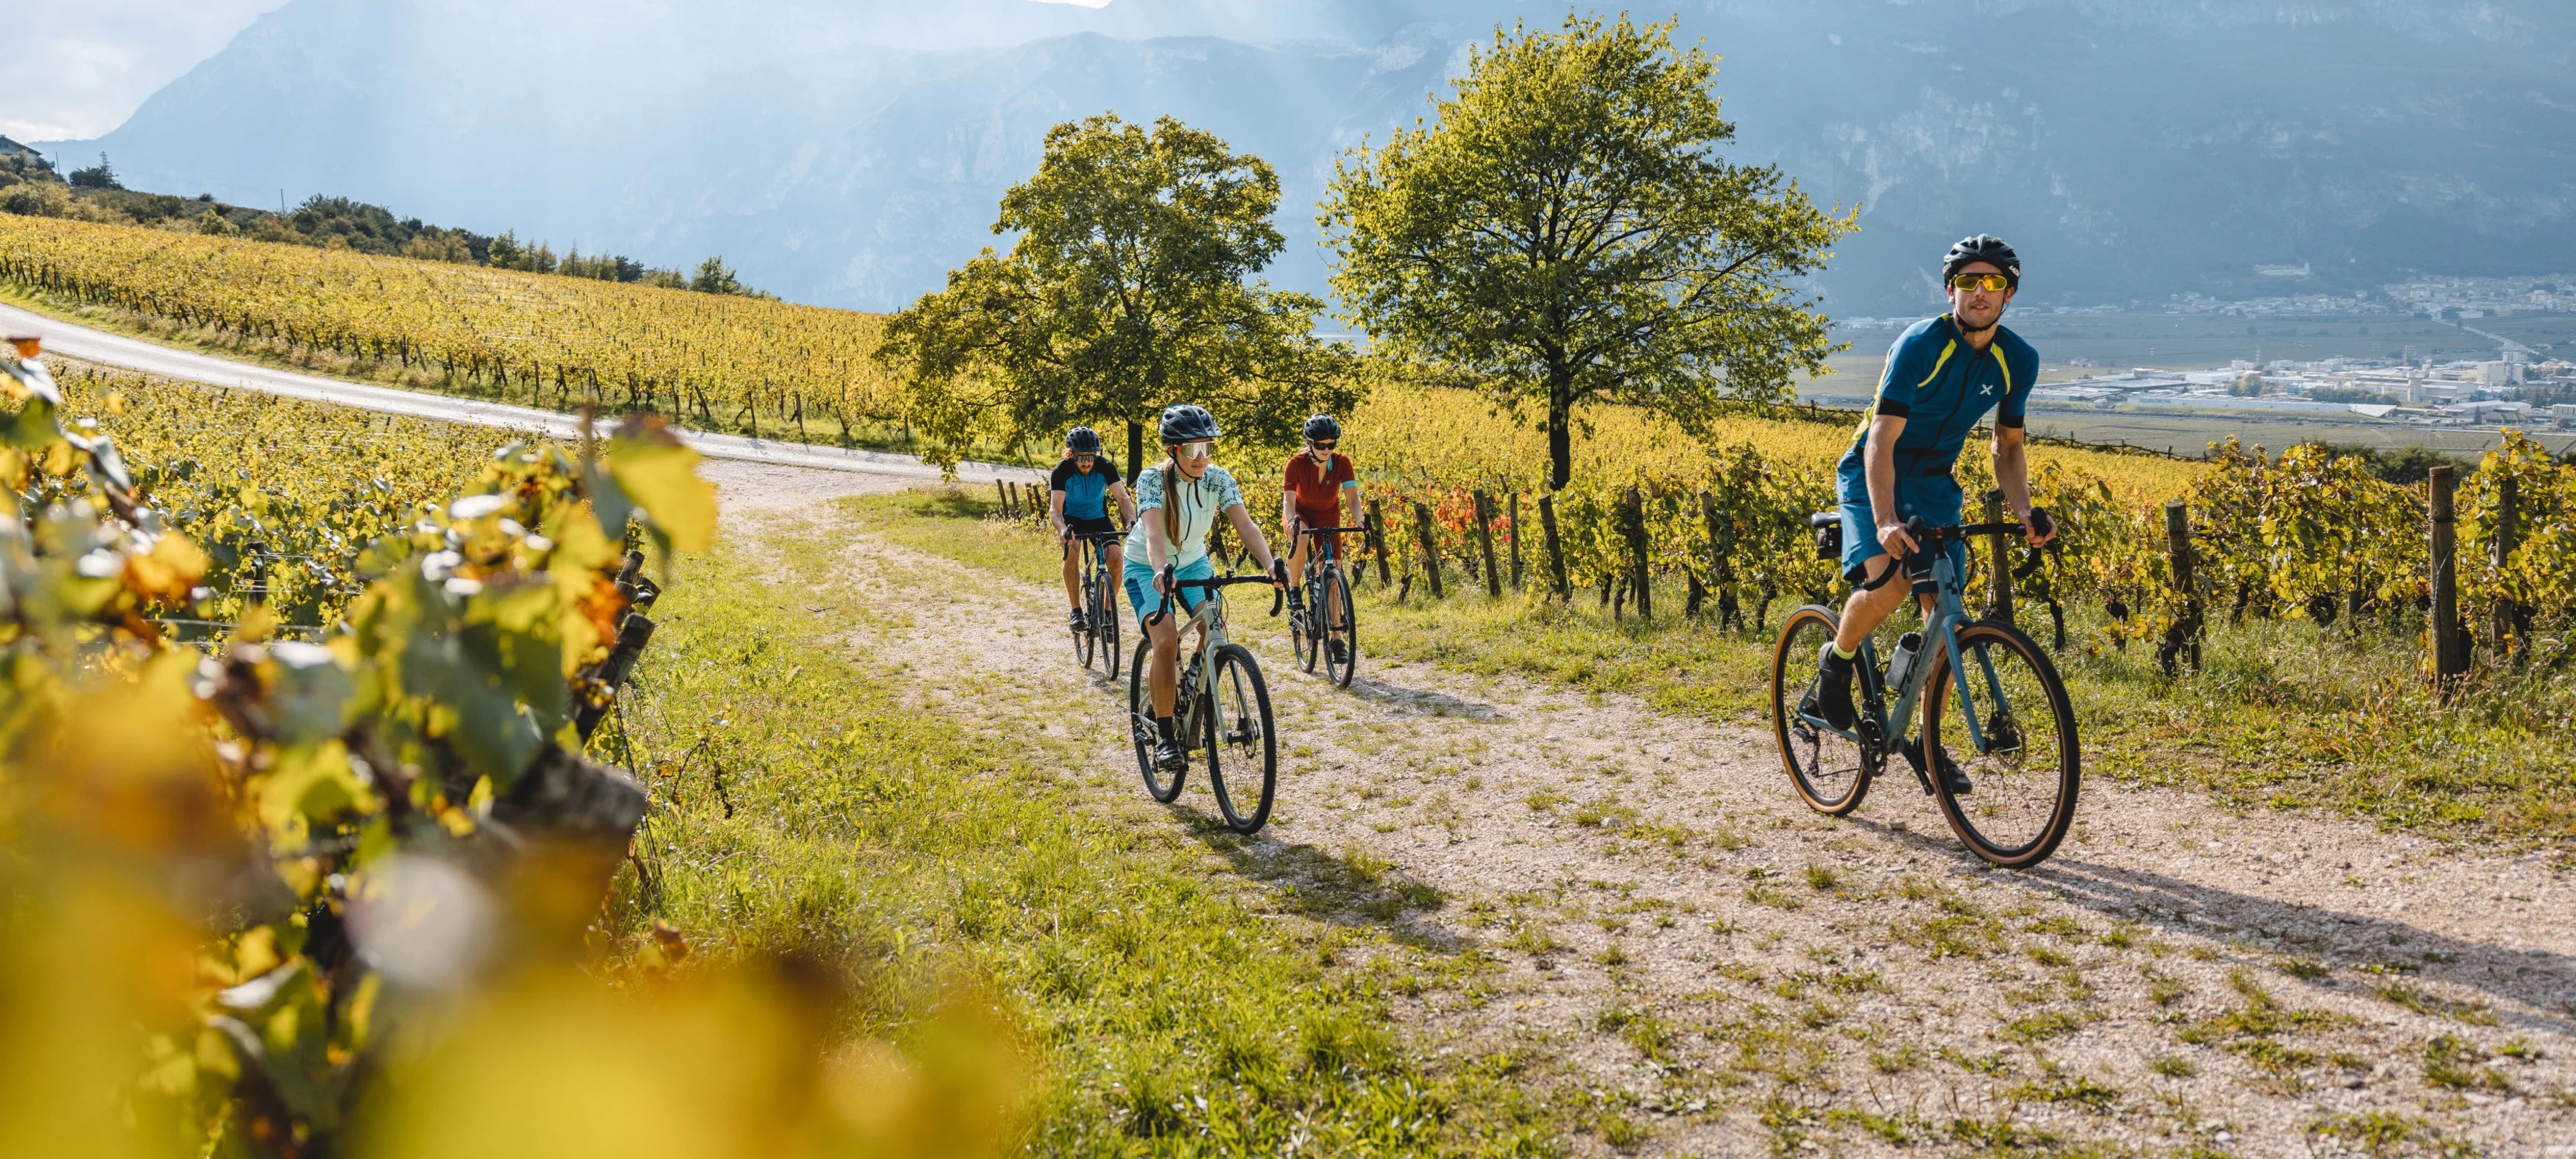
[[1125, 404, 1287, 773]]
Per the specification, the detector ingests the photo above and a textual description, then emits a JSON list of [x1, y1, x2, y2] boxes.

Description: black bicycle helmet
[[1942, 234, 2021, 288], [1302, 414, 1342, 442], [1065, 425, 1102, 453], [1158, 404, 1219, 444]]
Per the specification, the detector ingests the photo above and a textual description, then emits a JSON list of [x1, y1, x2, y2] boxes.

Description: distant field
[[1802, 309, 2576, 457], [1813, 309, 2576, 388]]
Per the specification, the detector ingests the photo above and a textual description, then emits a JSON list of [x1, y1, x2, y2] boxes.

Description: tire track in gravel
[[713, 469, 2576, 1157]]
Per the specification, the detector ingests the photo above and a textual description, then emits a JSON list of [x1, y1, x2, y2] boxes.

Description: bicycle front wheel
[[1093, 567, 1121, 680], [1291, 580, 1317, 673], [1920, 620, 2080, 869], [1204, 644, 1277, 833], [1771, 605, 1872, 816], [1130, 640, 1184, 802], [1320, 564, 1357, 689], [1073, 571, 1098, 670]]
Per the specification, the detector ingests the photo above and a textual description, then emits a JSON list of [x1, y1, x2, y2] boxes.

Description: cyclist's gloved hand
[[1270, 557, 1291, 587], [2025, 507, 2057, 546], [1876, 521, 1918, 558]]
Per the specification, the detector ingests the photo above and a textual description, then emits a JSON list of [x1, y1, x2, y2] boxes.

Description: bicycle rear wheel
[[1320, 563, 1357, 688], [1204, 644, 1277, 833], [1129, 640, 1184, 802], [1771, 605, 1873, 816], [1920, 621, 2079, 869]]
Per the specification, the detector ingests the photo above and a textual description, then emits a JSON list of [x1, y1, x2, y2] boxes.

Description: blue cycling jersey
[[1834, 314, 2038, 505], [1050, 454, 1121, 522]]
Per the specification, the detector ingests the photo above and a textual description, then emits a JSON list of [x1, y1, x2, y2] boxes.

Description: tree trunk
[[1127, 421, 1143, 488], [1546, 386, 1574, 492]]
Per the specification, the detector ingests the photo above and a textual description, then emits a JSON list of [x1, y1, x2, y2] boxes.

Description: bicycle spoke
[[1925, 626, 2079, 866], [1771, 607, 1870, 816]]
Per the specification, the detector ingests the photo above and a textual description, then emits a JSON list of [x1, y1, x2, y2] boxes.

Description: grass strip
[[606, 508, 1564, 1155]]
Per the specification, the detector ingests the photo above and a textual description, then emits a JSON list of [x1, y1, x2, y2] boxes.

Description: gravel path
[[0, 302, 1042, 485], [708, 462, 2576, 1158]]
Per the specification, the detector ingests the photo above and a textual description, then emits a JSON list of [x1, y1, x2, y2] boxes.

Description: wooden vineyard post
[[2160, 501, 2202, 675], [1538, 494, 1568, 601], [1984, 489, 2016, 623], [2429, 466, 2467, 693], [1700, 489, 1737, 630], [1413, 502, 1445, 597], [1508, 493, 1524, 590], [1472, 490, 1502, 597], [1622, 486, 1652, 621], [2492, 474, 2524, 662], [996, 479, 1013, 517], [1367, 499, 1392, 586]]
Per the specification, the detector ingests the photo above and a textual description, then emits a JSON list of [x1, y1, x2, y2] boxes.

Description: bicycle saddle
[[1807, 511, 1840, 528]]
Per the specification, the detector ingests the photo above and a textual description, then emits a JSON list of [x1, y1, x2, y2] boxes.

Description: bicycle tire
[[1073, 562, 1097, 670], [1204, 643, 1277, 833], [1919, 620, 2080, 869], [1290, 576, 1317, 674], [1129, 640, 1184, 802], [1095, 567, 1121, 680], [1770, 605, 1873, 816], [1320, 562, 1357, 688]]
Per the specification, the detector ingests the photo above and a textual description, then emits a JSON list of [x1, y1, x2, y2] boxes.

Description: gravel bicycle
[[1287, 520, 1367, 688], [1770, 514, 2080, 868], [1068, 530, 1123, 678], [1130, 568, 1283, 833]]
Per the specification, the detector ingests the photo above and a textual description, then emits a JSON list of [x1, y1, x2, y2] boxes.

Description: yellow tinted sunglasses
[[1948, 273, 2011, 293]]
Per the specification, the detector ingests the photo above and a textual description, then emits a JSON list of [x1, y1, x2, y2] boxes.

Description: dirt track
[[710, 459, 2576, 1158]]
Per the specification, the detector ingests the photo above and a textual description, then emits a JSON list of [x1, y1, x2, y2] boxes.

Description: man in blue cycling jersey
[[1816, 235, 2058, 786], [1050, 426, 1137, 631]]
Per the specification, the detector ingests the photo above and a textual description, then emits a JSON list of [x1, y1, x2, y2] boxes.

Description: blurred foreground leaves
[[0, 347, 1022, 1158]]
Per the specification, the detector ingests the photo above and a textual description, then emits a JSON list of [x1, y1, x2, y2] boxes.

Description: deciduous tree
[[1322, 15, 1855, 490], [879, 114, 1352, 479]]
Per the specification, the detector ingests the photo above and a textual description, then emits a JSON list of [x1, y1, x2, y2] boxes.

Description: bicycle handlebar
[[1853, 511, 2059, 593], [1298, 525, 1369, 537], [1144, 567, 1284, 627]]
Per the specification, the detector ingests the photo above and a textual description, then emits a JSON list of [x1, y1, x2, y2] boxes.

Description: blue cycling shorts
[[1836, 473, 1967, 585], [1124, 555, 1214, 632]]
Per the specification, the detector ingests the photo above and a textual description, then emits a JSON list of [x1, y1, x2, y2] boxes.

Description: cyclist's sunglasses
[[1307, 440, 1337, 451], [1072, 452, 1096, 464], [1948, 273, 2011, 293], [1178, 440, 1214, 459]]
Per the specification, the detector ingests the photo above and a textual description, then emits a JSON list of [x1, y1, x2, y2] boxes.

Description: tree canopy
[[1321, 14, 1856, 490], [878, 113, 1353, 479]]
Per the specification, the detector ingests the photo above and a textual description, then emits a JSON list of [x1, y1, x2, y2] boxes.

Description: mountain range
[[45, 0, 2576, 315]]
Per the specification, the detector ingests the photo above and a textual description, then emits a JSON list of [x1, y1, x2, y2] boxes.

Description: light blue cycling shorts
[[1123, 555, 1214, 632]]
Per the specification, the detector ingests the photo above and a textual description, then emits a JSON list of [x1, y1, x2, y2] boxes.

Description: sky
[[4, 0, 291, 144]]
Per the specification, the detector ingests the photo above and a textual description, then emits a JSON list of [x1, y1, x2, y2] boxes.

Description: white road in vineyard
[[0, 301, 1043, 484]]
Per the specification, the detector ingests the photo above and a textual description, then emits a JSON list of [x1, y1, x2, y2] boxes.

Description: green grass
[[603, 511, 1567, 1154], [839, 486, 2576, 849]]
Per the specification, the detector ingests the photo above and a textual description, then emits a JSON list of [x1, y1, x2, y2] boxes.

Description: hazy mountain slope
[[49, 0, 2576, 313]]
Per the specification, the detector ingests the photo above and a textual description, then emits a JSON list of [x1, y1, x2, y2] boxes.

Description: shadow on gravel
[[1164, 803, 1471, 954], [1837, 816, 2574, 1035], [2032, 859, 2576, 1035], [1336, 674, 1505, 720]]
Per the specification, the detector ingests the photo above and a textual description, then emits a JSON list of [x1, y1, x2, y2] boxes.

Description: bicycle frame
[[1810, 547, 2017, 760]]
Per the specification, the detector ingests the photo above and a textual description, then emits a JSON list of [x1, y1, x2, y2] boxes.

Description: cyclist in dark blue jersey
[[1816, 236, 2059, 768], [1050, 426, 1137, 632]]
